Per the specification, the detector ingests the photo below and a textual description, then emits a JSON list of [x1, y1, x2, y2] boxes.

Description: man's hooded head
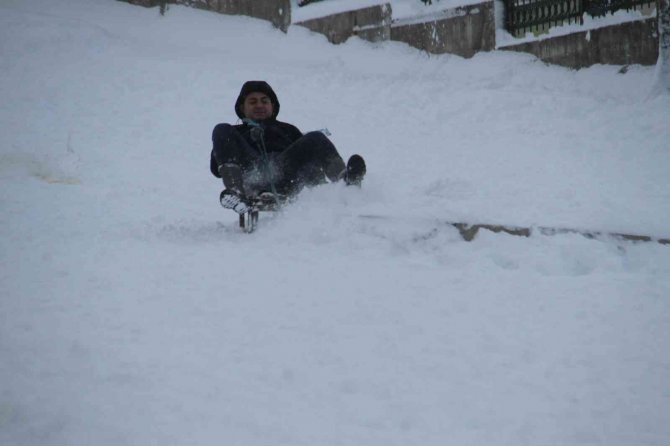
[[235, 81, 280, 120]]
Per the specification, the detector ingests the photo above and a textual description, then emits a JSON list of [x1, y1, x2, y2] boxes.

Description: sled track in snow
[[450, 222, 670, 245], [356, 215, 670, 246]]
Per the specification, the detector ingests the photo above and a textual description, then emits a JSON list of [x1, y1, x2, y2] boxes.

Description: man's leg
[[211, 123, 259, 173], [278, 131, 346, 193], [212, 124, 261, 213]]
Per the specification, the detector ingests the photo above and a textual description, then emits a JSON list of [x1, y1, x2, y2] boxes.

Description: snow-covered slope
[[1, 1, 669, 445]]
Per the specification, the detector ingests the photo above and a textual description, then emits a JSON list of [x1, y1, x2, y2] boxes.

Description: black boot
[[218, 163, 250, 214], [218, 163, 247, 196], [344, 154, 366, 186]]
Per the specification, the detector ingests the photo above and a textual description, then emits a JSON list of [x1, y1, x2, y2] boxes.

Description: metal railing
[[583, 0, 654, 16], [505, 0, 656, 37]]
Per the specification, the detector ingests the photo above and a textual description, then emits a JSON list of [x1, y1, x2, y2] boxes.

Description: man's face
[[242, 92, 273, 120]]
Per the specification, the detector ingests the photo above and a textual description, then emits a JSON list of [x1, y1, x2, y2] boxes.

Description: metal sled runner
[[239, 208, 260, 233], [238, 195, 285, 233]]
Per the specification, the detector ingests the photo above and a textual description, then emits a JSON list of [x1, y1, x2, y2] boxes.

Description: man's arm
[[282, 122, 303, 143]]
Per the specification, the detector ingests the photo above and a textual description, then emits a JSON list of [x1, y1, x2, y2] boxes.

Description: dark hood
[[234, 80, 280, 119]]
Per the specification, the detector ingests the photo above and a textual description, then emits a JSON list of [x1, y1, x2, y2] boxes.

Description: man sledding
[[210, 81, 366, 217]]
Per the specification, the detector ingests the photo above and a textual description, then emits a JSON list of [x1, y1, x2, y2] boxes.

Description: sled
[[237, 194, 285, 233]]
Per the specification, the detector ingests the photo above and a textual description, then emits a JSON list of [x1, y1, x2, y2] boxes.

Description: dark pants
[[212, 124, 345, 195]]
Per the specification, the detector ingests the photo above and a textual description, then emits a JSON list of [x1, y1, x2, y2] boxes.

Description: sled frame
[[239, 209, 260, 233], [238, 199, 283, 233]]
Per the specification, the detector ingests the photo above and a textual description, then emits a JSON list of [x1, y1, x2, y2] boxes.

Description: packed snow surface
[[1, 1, 669, 445]]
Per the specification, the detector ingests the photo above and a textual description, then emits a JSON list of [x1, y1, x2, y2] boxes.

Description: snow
[[1, 0, 670, 445], [388, 0, 489, 19], [291, 0, 387, 23]]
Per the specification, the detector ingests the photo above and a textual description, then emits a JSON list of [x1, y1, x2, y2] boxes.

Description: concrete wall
[[122, 0, 162, 6], [294, 4, 392, 44], [216, 0, 291, 32], [120, 0, 658, 68], [500, 17, 659, 68], [121, 0, 290, 32], [390, 2, 496, 58], [293, 1, 495, 57]]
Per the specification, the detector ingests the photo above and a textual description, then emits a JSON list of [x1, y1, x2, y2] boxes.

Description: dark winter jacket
[[209, 119, 303, 177]]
